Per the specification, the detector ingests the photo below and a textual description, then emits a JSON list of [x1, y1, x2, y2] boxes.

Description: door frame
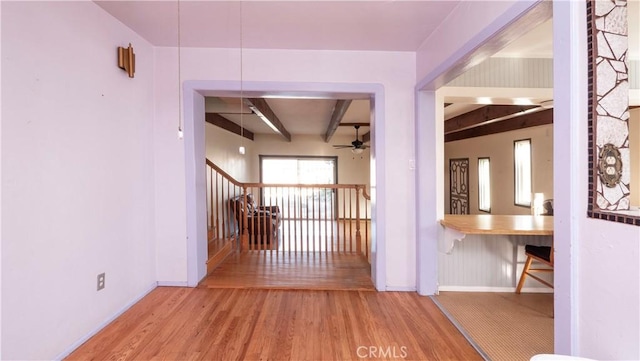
[[182, 80, 387, 291]]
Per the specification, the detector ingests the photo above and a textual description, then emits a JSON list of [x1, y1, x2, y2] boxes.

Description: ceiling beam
[[445, 109, 553, 142], [244, 98, 291, 142], [324, 99, 353, 142], [445, 105, 539, 134], [205, 113, 254, 141], [338, 122, 368, 127]]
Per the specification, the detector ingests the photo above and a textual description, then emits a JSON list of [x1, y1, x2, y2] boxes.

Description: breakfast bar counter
[[437, 214, 553, 292], [440, 214, 554, 236]]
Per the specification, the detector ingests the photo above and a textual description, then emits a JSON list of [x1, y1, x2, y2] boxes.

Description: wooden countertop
[[440, 214, 553, 236]]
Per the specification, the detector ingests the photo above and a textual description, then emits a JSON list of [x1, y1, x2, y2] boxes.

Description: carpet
[[434, 292, 553, 361]]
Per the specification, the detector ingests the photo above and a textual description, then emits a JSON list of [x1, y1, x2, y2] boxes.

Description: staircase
[[206, 159, 371, 262], [206, 227, 234, 274]]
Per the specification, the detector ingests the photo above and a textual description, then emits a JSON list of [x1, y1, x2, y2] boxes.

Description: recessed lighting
[[514, 98, 534, 105]]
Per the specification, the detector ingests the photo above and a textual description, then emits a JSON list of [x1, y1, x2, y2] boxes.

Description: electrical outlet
[[97, 273, 106, 291]]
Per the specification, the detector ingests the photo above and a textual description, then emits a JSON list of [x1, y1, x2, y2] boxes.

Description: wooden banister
[[206, 159, 371, 260]]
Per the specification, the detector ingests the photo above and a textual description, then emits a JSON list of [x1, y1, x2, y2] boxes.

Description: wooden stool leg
[[516, 256, 534, 294]]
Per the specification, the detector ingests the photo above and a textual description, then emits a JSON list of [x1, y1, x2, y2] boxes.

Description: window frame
[[513, 139, 532, 208], [259, 155, 338, 185], [477, 157, 491, 213]]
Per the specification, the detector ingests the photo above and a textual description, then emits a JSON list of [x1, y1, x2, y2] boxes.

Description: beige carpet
[[434, 292, 553, 361]]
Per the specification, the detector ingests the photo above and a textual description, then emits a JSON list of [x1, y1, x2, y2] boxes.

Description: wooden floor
[[66, 287, 483, 361], [200, 251, 375, 291]]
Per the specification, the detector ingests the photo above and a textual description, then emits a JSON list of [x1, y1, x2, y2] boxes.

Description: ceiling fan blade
[[333, 145, 354, 148]]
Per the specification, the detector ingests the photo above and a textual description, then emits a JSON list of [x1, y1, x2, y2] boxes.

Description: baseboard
[[385, 286, 417, 292], [518, 287, 554, 293], [157, 281, 189, 287], [438, 285, 553, 293], [54, 281, 158, 361]]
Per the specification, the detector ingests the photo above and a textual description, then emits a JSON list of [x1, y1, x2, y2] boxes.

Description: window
[[260, 156, 338, 219], [478, 158, 491, 213], [260, 156, 337, 184], [514, 139, 532, 207]]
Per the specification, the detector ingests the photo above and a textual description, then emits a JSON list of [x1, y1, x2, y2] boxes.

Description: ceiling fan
[[333, 125, 369, 154]]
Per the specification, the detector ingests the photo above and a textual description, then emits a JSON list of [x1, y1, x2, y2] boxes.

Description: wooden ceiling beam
[[244, 98, 292, 142], [205, 113, 254, 141], [338, 122, 368, 127], [324, 99, 353, 142], [445, 105, 539, 134], [445, 109, 553, 142]]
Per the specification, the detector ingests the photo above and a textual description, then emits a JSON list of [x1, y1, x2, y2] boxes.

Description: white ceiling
[[205, 97, 370, 137], [95, 1, 460, 51], [95, 0, 461, 137], [95, 0, 638, 137]]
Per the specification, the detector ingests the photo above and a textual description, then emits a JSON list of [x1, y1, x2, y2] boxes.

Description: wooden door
[[450, 158, 470, 214]]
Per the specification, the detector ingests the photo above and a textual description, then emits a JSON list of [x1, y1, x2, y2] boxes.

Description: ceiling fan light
[[352, 148, 364, 154]]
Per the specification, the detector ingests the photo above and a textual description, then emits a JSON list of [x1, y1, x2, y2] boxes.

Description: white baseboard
[[438, 285, 553, 293], [157, 281, 189, 287], [518, 287, 554, 294], [385, 286, 417, 292], [54, 282, 158, 361]]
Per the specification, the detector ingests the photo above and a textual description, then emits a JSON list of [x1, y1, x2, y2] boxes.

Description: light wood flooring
[[200, 251, 375, 291], [66, 287, 483, 361]]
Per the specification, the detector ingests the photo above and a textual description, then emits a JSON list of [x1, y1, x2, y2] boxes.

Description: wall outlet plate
[[97, 273, 105, 291]]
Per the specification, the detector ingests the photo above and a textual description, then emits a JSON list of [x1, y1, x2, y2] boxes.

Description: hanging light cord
[[177, 0, 183, 138]]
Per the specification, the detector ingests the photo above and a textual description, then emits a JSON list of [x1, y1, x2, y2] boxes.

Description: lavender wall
[[1, 2, 157, 359], [154, 48, 417, 289], [553, 2, 639, 358]]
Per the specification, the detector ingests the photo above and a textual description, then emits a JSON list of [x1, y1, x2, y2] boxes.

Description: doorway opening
[[182, 80, 387, 291]]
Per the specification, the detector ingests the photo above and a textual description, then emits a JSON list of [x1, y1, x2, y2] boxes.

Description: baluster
[[355, 186, 362, 255], [365, 191, 369, 261], [324, 186, 328, 253], [305, 186, 310, 253], [215, 172, 220, 241], [342, 188, 347, 253], [330, 187, 335, 254], [312, 186, 317, 253], [241, 188, 249, 252], [287, 186, 292, 255]]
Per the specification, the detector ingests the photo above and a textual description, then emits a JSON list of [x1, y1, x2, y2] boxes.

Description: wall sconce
[[117, 43, 135, 78]]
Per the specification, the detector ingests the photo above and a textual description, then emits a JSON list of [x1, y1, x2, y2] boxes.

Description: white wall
[[444, 124, 554, 215], [155, 48, 416, 289], [0, 2, 4, 356], [1, 2, 157, 359], [576, 105, 640, 361], [552, 1, 640, 358], [205, 123, 254, 183], [630, 108, 639, 206]]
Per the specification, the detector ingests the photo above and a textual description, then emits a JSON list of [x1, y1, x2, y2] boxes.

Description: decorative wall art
[[587, 0, 639, 225]]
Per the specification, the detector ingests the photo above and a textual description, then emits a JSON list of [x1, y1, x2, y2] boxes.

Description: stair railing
[[206, 159, 371, 261]]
